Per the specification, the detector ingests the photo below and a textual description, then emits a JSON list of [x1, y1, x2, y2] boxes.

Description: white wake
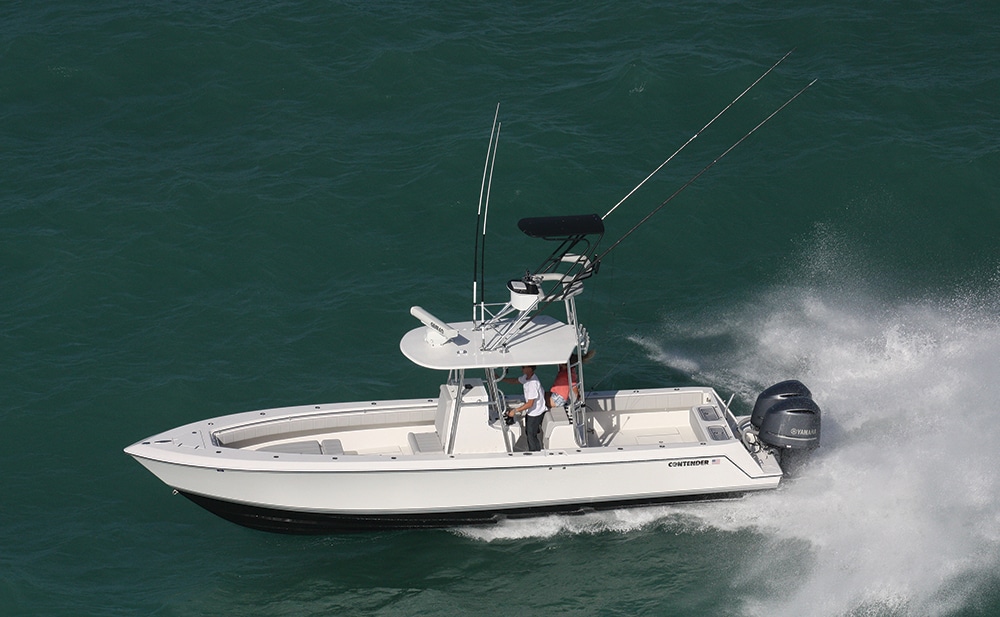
[[657, 282, 1000, 616], [459, 230, 1000, 616]]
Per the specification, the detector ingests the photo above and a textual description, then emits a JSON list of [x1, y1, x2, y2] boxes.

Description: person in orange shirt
[[548, 362, 576, 408], [548, 350, 592, 408]]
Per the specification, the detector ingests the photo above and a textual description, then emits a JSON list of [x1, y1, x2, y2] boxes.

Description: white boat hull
[[125, 387, 785, 533], [130, 453, 779, 532]]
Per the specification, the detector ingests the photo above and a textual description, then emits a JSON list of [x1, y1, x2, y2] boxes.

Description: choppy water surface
[[3, 2, 998, 616]]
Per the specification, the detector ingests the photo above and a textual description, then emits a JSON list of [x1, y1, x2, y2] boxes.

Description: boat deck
[[209, 387, 735, 457]]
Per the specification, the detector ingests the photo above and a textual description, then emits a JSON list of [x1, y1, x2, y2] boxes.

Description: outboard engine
[[751, 380, 821, 450]]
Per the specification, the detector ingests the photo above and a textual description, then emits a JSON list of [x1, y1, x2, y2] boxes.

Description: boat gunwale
[[126, 440, 780, 481]]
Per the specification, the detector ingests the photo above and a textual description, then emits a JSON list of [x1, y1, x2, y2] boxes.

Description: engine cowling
[[751, 380, 821, 450], [751, 380, 812, 428]]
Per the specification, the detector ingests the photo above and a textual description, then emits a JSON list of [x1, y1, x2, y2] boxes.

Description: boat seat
[[543, 406, 576, 449], [260, 440, 322, 455], [321, 439, 345, 455], [408, 431, 443, 454]]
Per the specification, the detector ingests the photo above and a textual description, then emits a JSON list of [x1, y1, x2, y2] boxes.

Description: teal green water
[[3, 2, 1000, 616]]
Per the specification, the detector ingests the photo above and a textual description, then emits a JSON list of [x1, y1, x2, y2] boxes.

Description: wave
[[458, 227, 1000, 616], [665, 280, 1000, 617]]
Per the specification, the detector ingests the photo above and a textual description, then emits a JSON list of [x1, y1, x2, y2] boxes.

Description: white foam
[[453, 507, 706, 543], [458, 231, 1000, 616], [642, 234, 1000, 615]]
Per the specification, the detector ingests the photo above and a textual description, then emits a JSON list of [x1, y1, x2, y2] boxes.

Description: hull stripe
[[178, 490, 745, 534]]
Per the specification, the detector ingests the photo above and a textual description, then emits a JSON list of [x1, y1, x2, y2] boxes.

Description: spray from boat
[[459, 227, 1000, 617]]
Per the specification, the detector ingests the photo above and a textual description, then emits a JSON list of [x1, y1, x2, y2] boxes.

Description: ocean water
[[3, 1, 999, 615]]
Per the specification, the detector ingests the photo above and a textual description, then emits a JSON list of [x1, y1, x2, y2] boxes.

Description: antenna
[[473, 104, 500, 320], [480, 121, 501, 316]]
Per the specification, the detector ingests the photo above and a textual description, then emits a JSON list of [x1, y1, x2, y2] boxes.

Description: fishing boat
[[124, 213, 820, 534], [125, 55, 820, 534]]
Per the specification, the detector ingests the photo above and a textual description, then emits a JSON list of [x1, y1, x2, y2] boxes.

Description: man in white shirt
[[504, 365, 548, 451]]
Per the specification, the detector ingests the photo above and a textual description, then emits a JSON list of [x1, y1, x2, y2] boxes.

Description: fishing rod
[[594, 78, 817, 266], [480, 120, 501, 315], [603, 48, 796, 221], [472, 104, 501, 320], [521, 77, 817, 325], [474, 49, 793, 320]]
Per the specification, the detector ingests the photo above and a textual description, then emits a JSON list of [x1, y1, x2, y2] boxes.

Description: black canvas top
[[517, 214, 604, 239]]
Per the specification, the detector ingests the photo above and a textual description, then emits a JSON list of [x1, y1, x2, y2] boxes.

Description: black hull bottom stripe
[[177, 491, 745, 534]]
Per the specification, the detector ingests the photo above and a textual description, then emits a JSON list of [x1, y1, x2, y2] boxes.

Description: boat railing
[[473, 253, 591, 348], [483, 368, 514, 452], [474, 300, 518, 329], [481, 306, 538, 352], [716, 391, 745, 442]]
